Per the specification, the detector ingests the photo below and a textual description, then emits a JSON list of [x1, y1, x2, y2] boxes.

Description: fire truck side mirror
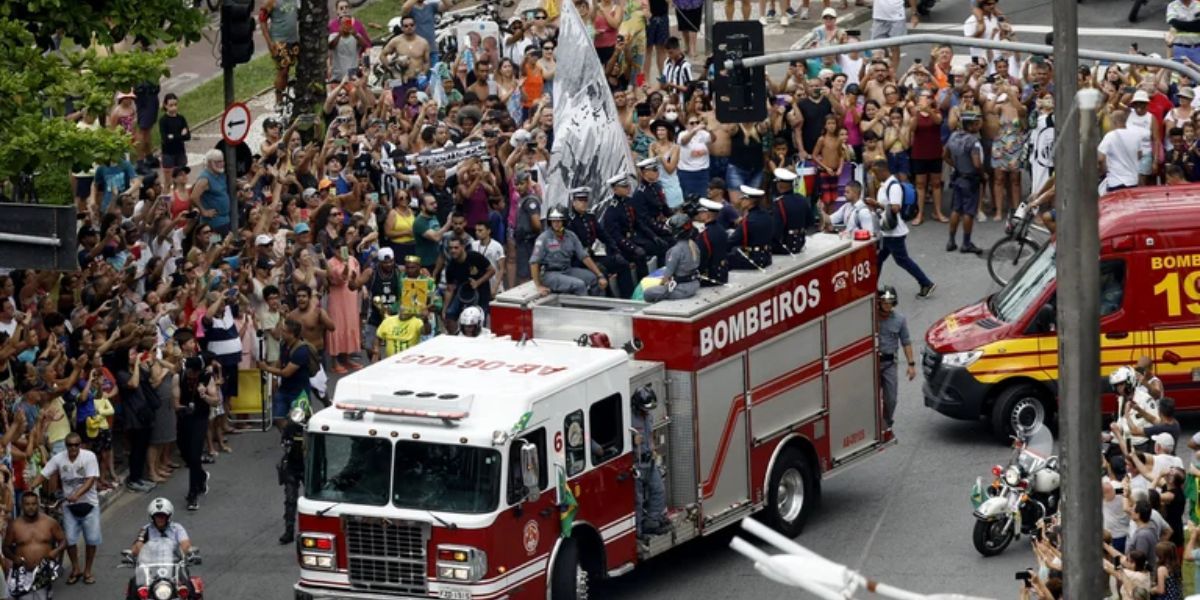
[[520, 442, 541, 503]]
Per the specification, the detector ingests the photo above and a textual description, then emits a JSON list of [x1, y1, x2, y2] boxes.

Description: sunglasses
[[543, 45, 555, 50], [66, 442, 80, 448]]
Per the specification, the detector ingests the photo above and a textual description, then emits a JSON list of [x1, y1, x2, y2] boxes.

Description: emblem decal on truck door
[[523, 520, 540, 555]]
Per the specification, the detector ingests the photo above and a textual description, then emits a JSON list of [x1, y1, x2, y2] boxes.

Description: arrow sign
[[221, 102, 252, 146]]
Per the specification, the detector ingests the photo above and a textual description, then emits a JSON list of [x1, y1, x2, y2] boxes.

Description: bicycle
[[986, 202, 1047, 286]]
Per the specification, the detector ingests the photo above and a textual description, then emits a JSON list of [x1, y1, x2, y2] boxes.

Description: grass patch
[[154, 0, 396, 149]]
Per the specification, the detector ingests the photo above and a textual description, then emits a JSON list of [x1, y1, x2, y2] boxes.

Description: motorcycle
[[121, 539, 204, 600], [969, 423, 1060, 556]]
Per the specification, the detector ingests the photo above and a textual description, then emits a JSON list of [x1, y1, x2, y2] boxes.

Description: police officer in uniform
[[727, 185, 774, 270], [643, 214, 702, 302], [278, 399, 312, 544], [631, 385, 670, 539], [531, 206, 608, 296], [770, 167, 816, 254], [601, 173, 654, 281], [693, 198, 730, 286], [631, 157, 670, 265], [877, 286, 915, 430], [944, 111, 985, 255], [567, 187, 635, 298]]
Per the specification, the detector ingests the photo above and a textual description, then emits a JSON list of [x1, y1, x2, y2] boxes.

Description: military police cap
[[739, 185, 765, 198], [636, 157, 660, 170], [607, 173, 633, 187]]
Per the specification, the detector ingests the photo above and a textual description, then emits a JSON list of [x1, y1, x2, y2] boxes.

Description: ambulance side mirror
[[520, 442, 541, 503]]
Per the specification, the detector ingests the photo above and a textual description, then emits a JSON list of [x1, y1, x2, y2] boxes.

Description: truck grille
[[922, 348, 941, 380], [343, 516, 430, 594]]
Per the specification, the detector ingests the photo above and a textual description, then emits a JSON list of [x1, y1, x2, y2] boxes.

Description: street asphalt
[[59, 1, 1183, 598]]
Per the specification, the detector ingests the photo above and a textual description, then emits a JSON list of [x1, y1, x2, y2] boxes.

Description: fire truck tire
[[549, 538, 588, 600], [990, 384, 1048, 441], [765, 447, 813, 537]]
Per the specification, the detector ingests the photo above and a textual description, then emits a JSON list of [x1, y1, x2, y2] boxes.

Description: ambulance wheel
[[765, 447, 813, 537], [990, 384, 1048, 441], [549, 538, 588, 600]]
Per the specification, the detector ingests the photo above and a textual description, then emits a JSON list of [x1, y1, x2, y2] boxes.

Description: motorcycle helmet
[[546, 205, 568, 222], [388, 16, 404, 36], [667, 213, 693, 240], [1109, 366, 1136, 391], [148, 497, 174, 521], [632, 384, 657, 412], [460, 306, 485, 337], [877, 285, 898, 306]]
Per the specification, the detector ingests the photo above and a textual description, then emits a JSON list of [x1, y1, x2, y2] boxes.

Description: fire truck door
[[695, 352, 750, 529]]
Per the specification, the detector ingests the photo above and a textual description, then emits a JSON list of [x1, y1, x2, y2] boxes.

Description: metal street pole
[[1053, 0, 1102, 593], [704, 0, 715, 55], [223, 56, 239, 232]]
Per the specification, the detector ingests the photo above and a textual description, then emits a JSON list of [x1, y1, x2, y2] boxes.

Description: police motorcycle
[[121, 539, 204, 599], [969, 422, 1060, 556]]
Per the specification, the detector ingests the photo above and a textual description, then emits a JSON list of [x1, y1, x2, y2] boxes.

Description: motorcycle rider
[[127, 498, 195, 600], [631, 385, 670, 540], [278, 396, 312, 545], [1106, 366, 1158, 455]]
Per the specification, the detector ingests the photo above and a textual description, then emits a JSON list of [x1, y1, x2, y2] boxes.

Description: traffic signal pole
[[223, 63, 238, 232]]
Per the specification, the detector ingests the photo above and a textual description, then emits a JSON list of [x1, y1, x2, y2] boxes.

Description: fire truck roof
[[320, 335, 629, 439]]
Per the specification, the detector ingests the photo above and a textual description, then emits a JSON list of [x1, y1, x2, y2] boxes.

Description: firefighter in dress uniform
[[643, 214, 702, 302], [601, 173, 655, 282], [770, 167, 816, 254], [531, 206, 608, 296], [689, 197, 729, 286], [728, 185, 774, 270], [278, 395, 312, 545], [631, 157, 671, 266], [567, 187, 635, 298], [631, 385, 670, 539]]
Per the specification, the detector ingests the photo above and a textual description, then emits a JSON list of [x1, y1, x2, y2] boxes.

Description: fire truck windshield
[[392, 440, 502, 513], [305, 433, 503, 514], [991, 243, 1056, 323]]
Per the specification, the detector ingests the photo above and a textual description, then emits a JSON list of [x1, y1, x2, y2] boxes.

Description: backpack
[[886, 180, 919, 224]]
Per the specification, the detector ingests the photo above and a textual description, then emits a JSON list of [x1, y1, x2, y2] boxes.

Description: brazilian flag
[[630, 267, 667, 301], [557, 466, 579, 538]]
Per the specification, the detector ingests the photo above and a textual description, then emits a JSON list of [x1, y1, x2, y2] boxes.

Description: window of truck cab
[[589, 393, 625, 467], [994, 245, 1126, 324]]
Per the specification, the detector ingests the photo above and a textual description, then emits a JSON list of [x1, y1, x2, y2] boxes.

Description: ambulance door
[[695, 352, 750, 531]]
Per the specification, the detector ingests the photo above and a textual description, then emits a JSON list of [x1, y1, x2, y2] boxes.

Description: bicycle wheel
[[987, 236, 1042, 286]]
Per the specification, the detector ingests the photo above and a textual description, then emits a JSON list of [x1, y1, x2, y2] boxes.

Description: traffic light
[[221, 0, 256, 67], [712, 21, 767, 123]]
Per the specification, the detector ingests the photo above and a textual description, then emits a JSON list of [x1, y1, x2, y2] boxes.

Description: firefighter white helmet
[[460, 306, 485, 328], [148, 497, 174, 520], [1109, 366, 1136, 391]]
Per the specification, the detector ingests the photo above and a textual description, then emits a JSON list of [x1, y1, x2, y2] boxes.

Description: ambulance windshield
[[307, 434, 503, 513], [392, 440, 502, 513], [991, 243, 1056, 323]]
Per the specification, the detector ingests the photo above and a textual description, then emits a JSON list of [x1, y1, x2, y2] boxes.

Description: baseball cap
[[1152, 432, 1175, 452], [318, 178, 334, 191], [255, 234, 273, 246], [302, 187, 318, 200], [1132, 90, 1150, 104], [821, 7, 837, 18], [293, 222, 311, 235], [377, 247, 395, 261]]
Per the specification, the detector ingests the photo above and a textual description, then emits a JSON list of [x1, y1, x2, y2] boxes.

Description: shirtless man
[[863, 60, 893, 107], [467, 61, 492, 101], [380, 15, 430, 82], [4, 493, 65, 600], [704, 112, 735, 184], [287, 285, 336, 354]]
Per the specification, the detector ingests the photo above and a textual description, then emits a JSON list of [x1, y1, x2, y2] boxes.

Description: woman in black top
[[158, 93, 191, 184]]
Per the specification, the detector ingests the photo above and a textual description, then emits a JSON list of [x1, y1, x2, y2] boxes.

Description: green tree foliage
[[0, 0, 206, 204]]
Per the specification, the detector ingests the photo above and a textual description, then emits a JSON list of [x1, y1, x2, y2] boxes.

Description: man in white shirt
[[871, 0, 917, 71], [1098, 109, 1147, 193], [962, 0, 1002, 67], [841, 181, 877, 237], [30, 433, 101, 584], [1167, 0, 1200, 64], [870, 159, 936, 299], [470, 221, 506, 297]]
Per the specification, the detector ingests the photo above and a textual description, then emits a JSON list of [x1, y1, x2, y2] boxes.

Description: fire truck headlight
[[437, 546, 488, 582], [941, 350, 983, 368], [299, 533, 337, 571]]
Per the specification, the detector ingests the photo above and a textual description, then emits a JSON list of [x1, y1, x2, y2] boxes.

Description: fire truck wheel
[[765, 447, 813, 537], [549, 538, 588, 600], [990, 384, 1049, 442]]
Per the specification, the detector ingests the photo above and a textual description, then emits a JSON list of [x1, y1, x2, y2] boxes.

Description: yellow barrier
[[232, 369, 265, 414]]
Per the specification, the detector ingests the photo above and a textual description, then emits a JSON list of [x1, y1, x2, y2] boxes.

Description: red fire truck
[[293, 235, 892, 600]]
